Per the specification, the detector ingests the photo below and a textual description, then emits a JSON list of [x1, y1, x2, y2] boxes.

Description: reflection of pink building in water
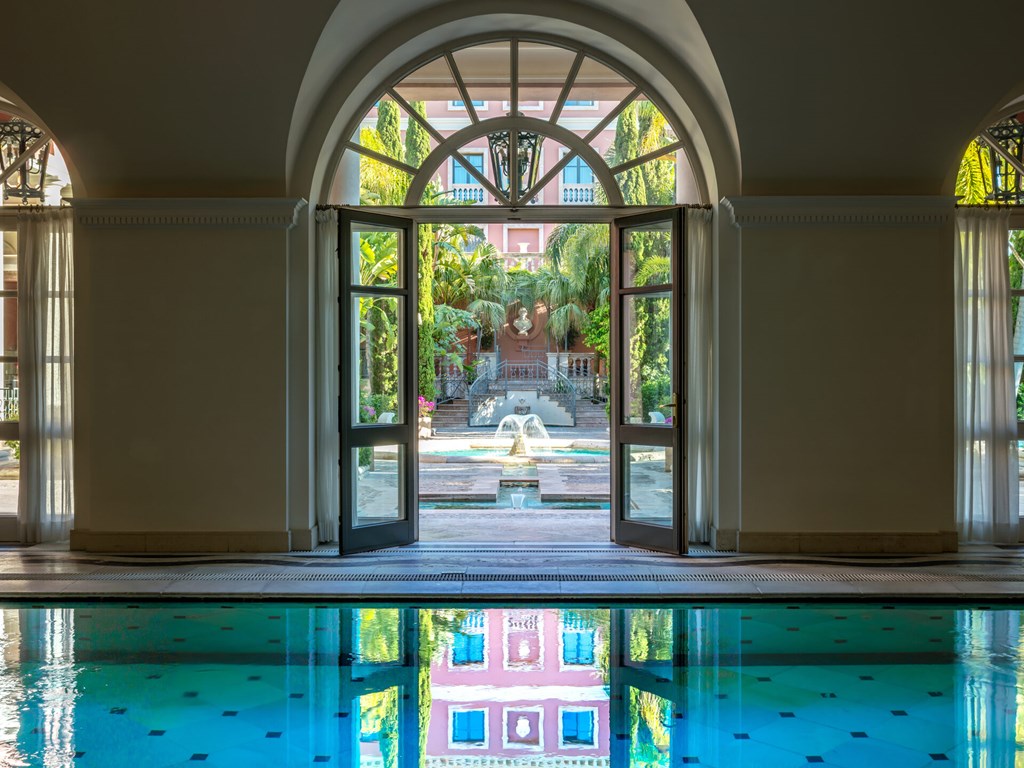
[[428, 608, 608, 760]]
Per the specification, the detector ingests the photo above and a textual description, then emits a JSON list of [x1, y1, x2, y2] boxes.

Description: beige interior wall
[[728, 200, 955, 551], [72, 208, 299, 551]]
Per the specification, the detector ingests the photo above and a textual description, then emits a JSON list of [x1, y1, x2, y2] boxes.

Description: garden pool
[[420, 447, 609, 459], [1, 602, 1020, 766]]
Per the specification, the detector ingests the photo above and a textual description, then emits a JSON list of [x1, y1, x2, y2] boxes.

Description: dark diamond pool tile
[[190, 755, 208, 762], [109, 707, 126, 715], [149, 730, 165, 736], [780, 712, 796, 718], [807, 759, 824, 764], [313, 758, 331, 764], [891, 710, 908, 717], [222, 711, 238, 717], [734, 733, 749, 740], [859, 676, 874, 681], [929, 755, 949, 761], [682, 759, 700, 765], [183, 692, 198, 698], [266, 732, 283, 739], [851, 731, 868, 738]]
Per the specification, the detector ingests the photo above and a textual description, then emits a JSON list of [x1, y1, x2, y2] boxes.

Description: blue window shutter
[[468, 633, 484, 662], [453, 712, 468, 741], [579, 712, 594, 743], [579, 631, 595, 664], [562, 711, 578, 740], [563, 631, 579, 664], [453, 632, 468, 664], [467, 710, 485, 741]]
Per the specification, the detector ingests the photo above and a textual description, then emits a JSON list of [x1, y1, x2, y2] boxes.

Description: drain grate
[[5, 569, 1024, 584]]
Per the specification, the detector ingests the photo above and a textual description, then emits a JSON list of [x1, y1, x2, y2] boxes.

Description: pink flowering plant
[[418, 396, 435, 420]]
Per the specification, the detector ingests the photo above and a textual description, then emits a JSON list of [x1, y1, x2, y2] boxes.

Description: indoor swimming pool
[[0, 602, 1020, 766]]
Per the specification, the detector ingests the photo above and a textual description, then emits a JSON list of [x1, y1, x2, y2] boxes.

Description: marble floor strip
[[0, 543, 1019, 601]]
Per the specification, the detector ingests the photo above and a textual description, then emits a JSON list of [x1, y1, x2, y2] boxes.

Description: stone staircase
[[575, 399, 610, 428], [431, 399, 469, 428]]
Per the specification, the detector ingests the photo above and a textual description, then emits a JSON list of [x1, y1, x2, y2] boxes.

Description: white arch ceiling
[[287, 0, 740, 207]]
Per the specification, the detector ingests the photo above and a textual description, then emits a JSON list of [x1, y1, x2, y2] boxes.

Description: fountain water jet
[[494, 414, 551, 456]]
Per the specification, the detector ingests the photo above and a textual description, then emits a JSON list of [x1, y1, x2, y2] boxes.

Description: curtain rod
[[955, 202, 1023, 209]]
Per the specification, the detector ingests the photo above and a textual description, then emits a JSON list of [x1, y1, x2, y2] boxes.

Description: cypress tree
[[404, 102, 438, 400], [637, 101, 675, 206], [613, 103, 647, 207], [376, 99, 404, 162], [404, 101, 431, 171]]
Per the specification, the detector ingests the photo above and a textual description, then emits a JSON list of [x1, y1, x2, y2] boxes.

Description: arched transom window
[[340, 38, 688, 208], [957, 113, 1023, 205]]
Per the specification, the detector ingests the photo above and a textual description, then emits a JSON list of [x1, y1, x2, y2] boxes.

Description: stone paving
[[420, 507, 610, 543], [537, 464, 610, 501], [418, 465, 501, 502]]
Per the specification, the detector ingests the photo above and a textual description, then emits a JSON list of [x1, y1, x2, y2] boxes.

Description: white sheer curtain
[[17, 208, 74, 544], [314, 209, 339, 543], [954, 206, 1018, 543], [687, 207, 713, 543]]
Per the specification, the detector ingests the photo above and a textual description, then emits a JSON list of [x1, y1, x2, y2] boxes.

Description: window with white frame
[[451, 153, 485, 186], [562, 156, 594, 186], [563, 100, 597, 109], [559, 152, 595, 204], [450, 708, 488, 747], [449, 100, 486, 110], [559, 707, 597, 747], [450, 610, 487, 668], [503, 100, 544, 111]]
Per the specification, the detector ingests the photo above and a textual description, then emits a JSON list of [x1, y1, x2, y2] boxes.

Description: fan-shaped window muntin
[[957, 114, 1024, 205], [341, 37, 688, 209]]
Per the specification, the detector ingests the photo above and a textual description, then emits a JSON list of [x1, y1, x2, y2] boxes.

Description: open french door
[[339, 210, 418, 554], [610, 208, 686, 554]]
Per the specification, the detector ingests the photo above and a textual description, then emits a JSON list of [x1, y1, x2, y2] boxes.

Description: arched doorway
[[315, 34, 714, 555], [954, 111, 1024, 544], [0, 109, 75, 544]]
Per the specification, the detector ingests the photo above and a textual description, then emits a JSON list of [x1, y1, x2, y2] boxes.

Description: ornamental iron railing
[[468, 360, 577, 426]]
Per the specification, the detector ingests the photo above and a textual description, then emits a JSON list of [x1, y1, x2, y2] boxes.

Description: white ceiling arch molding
[[287, 0, 740, 207]]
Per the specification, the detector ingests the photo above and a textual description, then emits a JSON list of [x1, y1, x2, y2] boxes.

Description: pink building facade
[[428, 608, 608, 760]]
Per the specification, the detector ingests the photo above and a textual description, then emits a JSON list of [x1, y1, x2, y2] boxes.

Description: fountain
[[494, 414, 551, 456]]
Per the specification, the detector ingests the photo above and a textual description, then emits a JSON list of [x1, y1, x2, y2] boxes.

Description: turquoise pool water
[[1, 603, 1021, 766]]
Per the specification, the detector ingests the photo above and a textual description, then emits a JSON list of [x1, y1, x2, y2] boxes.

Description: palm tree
[[434, 242, 509, 354]]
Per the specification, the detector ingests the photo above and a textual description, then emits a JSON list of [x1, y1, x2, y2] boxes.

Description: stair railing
[[468, 361, 577, 426]]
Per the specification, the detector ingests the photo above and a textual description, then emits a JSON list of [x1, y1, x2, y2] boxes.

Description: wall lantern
[[487, 115, 544, 201], [0, 118, 50, 204], [986, 119, 1024, 203]]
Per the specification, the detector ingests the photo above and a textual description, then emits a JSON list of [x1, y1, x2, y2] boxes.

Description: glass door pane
[[610, 209, 685, 553], [340, 211, 418, 554]]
